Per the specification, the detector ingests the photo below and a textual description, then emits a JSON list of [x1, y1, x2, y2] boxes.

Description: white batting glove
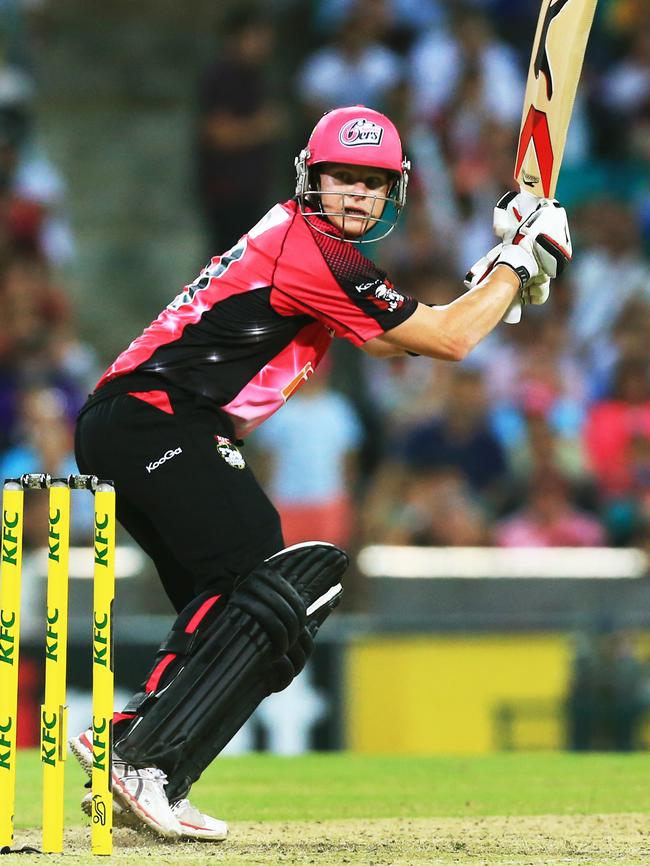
[[465, 240, 539, 291], [492, 192, 571, 322], [463, 243, 502, 291], [464, 239, 541, 325], [494, 239, 539, 289], [493, 190, 540, 241], [515, 200, 572, 279], [494, 191, 572, 278]]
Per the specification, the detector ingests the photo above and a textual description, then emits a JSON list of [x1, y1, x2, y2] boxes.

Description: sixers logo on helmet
[[339, 118, 384, 148]]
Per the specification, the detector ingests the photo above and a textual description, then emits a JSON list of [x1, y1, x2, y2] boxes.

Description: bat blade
[[514, 0, 598, 198]]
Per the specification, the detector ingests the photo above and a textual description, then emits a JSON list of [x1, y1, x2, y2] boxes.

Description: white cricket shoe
[[81, 791, 139, 829], [81, 792, 228, 842], [171, 798, 228, 841], [69, 728, 182, 839]]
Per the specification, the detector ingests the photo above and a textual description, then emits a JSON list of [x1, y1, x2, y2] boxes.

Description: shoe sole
[[70, 734, 181, 839], [172, 816, 228, 842], [80, 793, 227, 842], [80, 794, 140, 830]]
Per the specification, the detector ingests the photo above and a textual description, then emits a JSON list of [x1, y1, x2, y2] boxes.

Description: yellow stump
[[0, 483, 24, 848], [91, 482, 115, 855], [41, 481, 70, 853]]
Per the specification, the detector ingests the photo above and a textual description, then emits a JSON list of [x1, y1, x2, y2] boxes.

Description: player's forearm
[[362, 339, 407, 358], [432, 265, 521, 358], [375, 265, 520, 361]]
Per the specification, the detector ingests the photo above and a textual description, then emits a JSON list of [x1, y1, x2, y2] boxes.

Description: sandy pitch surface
[[3, 814, 650, 865]]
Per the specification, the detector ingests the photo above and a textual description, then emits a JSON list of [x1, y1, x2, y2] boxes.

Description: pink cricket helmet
[[306, 105, 405, 175], [295, 105, 410, 243]]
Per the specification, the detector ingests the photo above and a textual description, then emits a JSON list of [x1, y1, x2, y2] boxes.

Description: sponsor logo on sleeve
[[355, 278, 406, 312], [339, 118, 384, 147]]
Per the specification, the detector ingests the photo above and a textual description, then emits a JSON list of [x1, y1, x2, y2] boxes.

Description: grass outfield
[[4, 750, 650, 864]]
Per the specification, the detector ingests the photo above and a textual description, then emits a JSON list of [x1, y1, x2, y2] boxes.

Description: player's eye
[[332, 171, 355, 185], [365, 175, 386, 190]]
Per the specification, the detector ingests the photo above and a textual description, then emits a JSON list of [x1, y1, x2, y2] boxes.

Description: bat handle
[[502, 185, 551, 325]]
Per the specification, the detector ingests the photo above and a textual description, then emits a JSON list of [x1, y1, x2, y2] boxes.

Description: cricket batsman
[[68, 105, 571, 840]]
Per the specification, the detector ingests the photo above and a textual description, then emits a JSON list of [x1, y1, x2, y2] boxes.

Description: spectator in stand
[[606, 0, 650, 32], [496, 470, 606, 548], [195, 6, 285, 252], [399, 366, 508, 505], [599, 24, 650, 158], [254, 370, 362, 549], [483, 314, 590, 459], [584, 357, 650, 498], [0, 120, 41, 251], [363, 350, 451, 437], [420, 466, 489, 546], [407, 6, 523, 129], [360, 465, 489, 547], [0, 250, 95, 453], [583, 356, 650, 544], [0, 23, 74, 267], [568, 198, 650, 379], [0, 385, 94, 543], [405, 8, 526, 273], [313, 0, 447, 46], [506, 412, 582, 487], [296, 0, 403, 120]]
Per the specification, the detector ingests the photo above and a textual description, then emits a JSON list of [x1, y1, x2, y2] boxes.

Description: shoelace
[[138, 766, 169, 786], [114, 760, 170, 787], [171, 798, 203, 822]]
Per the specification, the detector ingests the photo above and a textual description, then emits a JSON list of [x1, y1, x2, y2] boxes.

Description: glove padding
[[491, 191, 571, 322], [493, 190, 539, 240], [494, 191, 572, 279], [464, 240, 549, 324]]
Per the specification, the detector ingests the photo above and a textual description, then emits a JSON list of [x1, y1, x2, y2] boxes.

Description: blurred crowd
[[4, 0, 650, 564], [0, 2, 97, 544]]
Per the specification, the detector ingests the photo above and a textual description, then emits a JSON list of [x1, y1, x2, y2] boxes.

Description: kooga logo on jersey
[[339, 118, 384, 147], [146, 447, 182, 473]]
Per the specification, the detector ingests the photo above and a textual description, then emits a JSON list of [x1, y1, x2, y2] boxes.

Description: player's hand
[[463, 244, 502, 291], [465, 240, 539, 292], [464, 239, 546, 325], [493, 190, 540, 241], [515, 199, 572, 279], [494, 192, 572, 278], [492, 192, 571, 323]]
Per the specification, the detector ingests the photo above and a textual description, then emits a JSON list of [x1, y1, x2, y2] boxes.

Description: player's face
[[318, 163, 391, 238]]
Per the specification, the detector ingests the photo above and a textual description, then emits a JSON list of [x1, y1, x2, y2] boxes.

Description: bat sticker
[[533, 0, 571, 99], [515, 106, 555, 196]]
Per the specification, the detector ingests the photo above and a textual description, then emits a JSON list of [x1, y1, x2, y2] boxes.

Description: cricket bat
[[505, 0, 598, 322]]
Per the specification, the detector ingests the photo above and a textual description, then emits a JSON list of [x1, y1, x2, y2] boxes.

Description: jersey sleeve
[[270, 211, 418, 346]]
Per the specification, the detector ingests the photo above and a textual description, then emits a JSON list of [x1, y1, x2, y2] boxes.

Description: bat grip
[[502, 185, 553, 325]]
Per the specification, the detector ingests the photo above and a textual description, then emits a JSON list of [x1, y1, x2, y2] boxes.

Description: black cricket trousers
[[75, 389, 284, 614]]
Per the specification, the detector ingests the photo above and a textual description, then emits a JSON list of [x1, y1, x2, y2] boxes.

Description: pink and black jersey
[[95, 199, 417, 438]]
